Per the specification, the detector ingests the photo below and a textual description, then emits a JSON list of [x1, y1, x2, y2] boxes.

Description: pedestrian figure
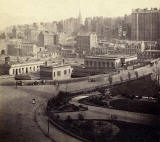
[[32, 98, 36, 104], [16, 81, 18, 89]]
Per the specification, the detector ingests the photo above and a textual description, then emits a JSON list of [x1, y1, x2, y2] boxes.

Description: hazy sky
[[0, 0, 160, 30]]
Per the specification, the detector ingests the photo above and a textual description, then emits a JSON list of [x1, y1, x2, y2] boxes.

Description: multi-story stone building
[[76, 33, 97, 55], [38, 31, 61, 47], [7, 39, 23, 56], [20, 41, 39, 56], [60, 45, 77, 58], [43, 32, 54, 46], [84, 55, 121, 70], [138, 41, 160, 60], [12, 26, 17, 38], [7, 39, 40, 57], [121, 41, 145, 55], [131, 8, 160, 41], [38, 31, 44, 46], [83, 55, 137, 74], [0, 39, 7, 55]]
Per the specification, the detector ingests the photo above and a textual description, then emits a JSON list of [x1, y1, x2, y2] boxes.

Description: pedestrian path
[[57, 95, 160, 126]]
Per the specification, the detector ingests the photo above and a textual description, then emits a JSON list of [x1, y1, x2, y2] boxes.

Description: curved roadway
[[0, 63, 158, 142]]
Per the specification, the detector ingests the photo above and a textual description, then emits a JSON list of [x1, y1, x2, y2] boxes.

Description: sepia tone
[[0, 0, 160, 142]]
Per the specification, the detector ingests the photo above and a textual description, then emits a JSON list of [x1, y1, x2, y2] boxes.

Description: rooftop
[[77, 32, 96, 36], [145, 50, 160, 52], [132, 8, 160, 13], [42, 62, 71, 69], [10, 60, 44, 67], [86, 54, 137, 60]]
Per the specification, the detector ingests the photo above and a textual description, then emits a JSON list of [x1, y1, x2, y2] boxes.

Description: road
[[57, 95, 160, 126], [0, 85, 55, 142], [0, 80, 103, 142], [0, 63, 158, 142]]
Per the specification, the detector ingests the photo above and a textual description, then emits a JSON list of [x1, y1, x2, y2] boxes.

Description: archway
[[16, 69, 18, 75], [1, 50, 5, 55], [26, 67, 28, 73]]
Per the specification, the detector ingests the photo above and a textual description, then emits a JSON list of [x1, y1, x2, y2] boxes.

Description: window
[[69, 69, 70, 74], [112, 62, 114, 67], [103, 62, 105, 67], [94, 61, 97, 67], [85, 61, 88, 66], [99, 62, 101, 67], [64, 70, 67, 75], [54, 72, 55, 77], [33, 66, 35, 71], [57, 71, 61, 76], [107, 62, 109, 67], [16, 69, 18, 75], [13, 69, 14, 74], [26, 67, 28, 73], [90, 61, 92, 66], [30, 67, 32, 71]]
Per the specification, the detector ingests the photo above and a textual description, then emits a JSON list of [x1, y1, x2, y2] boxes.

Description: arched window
[[22, 68, 24, 73], [64, 70, 67, 75], [99, 62, 101, 67], [19, 68, 21, 74], [26, 67, 28, 73], [16, 69, 18, 75], [103, 62, 105, 67]]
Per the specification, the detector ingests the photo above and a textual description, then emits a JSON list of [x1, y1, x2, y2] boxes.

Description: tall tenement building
[[131, 8, 160, 41]]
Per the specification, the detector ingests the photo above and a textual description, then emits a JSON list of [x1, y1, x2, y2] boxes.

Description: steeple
[[78, 10, 82, 25]]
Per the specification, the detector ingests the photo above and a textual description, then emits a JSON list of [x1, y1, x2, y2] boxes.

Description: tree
[[64, 115, 72, 128], [78, 113, 84, 120], [0, 32, 6, 39], [56, 114, 60, 119], [128, 72, 131, 80], [120, 76, 123, 83], [135, 71, 138, 79]]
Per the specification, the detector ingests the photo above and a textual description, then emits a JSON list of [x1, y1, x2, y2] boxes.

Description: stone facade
[[131, 8, 160, 41], [40, 63, 72, 80], [7, 61, 44, 76], [76, 33, 97, 55]]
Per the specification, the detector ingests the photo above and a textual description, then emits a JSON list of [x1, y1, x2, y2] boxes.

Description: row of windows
[[12, 65, 40, 75], [53, 69, 71, 77], [85, 61, 115, 68]]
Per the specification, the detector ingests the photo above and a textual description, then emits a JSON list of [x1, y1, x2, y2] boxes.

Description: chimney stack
[[5, 56, 10, 65]]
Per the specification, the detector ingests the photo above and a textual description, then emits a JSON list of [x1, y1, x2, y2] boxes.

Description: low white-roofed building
[[40, 62, 73, 80], [2, 57, 44, 76]]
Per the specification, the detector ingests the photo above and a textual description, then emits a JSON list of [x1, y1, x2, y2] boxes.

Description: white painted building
[[40, 63, 73, 80], [8, 61, 44, 75]]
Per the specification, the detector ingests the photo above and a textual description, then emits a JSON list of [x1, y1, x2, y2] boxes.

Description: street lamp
[[48, 116, 50, 136]]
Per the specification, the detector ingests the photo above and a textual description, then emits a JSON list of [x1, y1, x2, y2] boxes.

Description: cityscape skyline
[[0, 0, 160, 30]]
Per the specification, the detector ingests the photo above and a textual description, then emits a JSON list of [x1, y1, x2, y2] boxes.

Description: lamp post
[[66, 81, 68, 92], [48, 116, 50, 136], [16, 81, 17, 89]]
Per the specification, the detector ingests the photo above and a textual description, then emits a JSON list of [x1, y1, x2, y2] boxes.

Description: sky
[[0, 0, 160, 30]]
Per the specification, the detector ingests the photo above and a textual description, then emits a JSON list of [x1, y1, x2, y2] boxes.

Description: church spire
[[78, 10, 82, 25]]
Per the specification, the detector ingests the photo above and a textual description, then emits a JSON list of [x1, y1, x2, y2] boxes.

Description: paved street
[[0, 85, 55, 142], [57, 95, 160, 126], [0, 63, 158, 142], [0, 80, 101, 142]]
